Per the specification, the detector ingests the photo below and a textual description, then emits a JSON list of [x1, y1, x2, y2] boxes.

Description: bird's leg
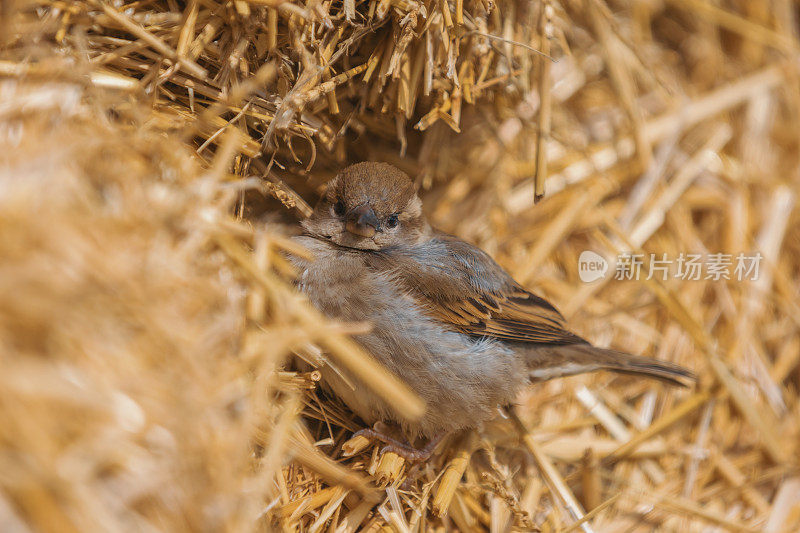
[[381, 433, 445, 462], [352, 423, 445, 462], [352, 421, 399, 445]]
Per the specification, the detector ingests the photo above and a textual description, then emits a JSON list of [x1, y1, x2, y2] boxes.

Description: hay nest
[[2, 0, 799, 531]]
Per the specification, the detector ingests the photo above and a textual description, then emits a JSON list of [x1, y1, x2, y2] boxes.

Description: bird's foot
[[353, 424, 445, 463], [381, 435, 444, 462]]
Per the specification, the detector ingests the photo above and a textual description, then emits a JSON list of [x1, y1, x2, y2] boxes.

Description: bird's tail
[[525, 344, 695, 387]]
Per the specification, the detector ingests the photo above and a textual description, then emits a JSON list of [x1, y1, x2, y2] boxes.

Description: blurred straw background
[[1, 0, 799, 530]]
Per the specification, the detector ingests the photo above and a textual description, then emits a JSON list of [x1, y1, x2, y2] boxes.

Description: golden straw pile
[[2, 0, 799, 531]]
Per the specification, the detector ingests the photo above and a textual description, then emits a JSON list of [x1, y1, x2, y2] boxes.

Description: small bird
[[293, 162, 694, 460]]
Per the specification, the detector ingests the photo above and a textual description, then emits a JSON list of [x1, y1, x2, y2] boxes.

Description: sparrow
[[292, 162, 694, 460]]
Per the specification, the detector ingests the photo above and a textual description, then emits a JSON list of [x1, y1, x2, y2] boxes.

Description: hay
[[2, 0, 800, 531]]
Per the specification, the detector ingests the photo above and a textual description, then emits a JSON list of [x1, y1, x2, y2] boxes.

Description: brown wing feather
[[369, 234, 587, 346], [424, 287, 587, 345]]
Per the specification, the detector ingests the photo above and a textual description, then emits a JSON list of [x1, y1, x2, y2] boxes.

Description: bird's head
[[302, 162, 430, 251]]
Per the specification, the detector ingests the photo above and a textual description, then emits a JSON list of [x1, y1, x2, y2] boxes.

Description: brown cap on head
[[327, 162, 417, 218]]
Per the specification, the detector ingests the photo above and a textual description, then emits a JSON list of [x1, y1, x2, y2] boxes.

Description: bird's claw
[[380, 443, 433, 462], [351, 426, 445, 463]]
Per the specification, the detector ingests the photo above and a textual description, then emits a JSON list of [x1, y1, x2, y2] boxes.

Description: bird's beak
[[345, 204, 379, 238]]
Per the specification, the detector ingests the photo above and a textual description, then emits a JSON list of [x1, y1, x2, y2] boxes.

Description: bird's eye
[[386, 214, 399, 228], [333, 200, 345, 216]]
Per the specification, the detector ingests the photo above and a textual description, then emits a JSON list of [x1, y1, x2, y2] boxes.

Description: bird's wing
[[368, 234, 587, 345]]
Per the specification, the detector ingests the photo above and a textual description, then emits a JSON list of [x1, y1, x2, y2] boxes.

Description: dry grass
[[1, 0, 800, 531]]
